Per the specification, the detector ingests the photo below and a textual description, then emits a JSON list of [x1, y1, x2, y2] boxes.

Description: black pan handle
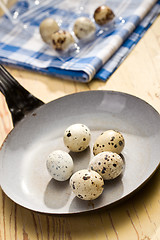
[[0, 65, 44, 126]]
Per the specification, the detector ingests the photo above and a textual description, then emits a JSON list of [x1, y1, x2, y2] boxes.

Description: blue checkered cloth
[[0, 0, 160, 82]]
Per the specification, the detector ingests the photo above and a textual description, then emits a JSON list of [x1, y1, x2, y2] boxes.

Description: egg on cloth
[[70, 169, 104, 200], [93, 130, 125, 155], [73, 17, 96, 40], [63, 123, 91, 152], [39, 18, 59, 43], [46, 150, 74, 181], [93, 5, 115, 25], [89, 151, 124, 180], [51, 30, 75, 51]]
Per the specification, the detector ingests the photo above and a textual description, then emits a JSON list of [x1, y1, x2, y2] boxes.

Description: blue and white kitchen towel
[[0, 0, 160, 82]]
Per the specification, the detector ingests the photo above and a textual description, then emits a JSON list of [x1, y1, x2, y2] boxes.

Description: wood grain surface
[[0, 11, 160, 240]]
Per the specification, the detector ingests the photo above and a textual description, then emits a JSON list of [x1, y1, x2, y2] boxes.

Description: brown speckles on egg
[[57, 37, 66, 44], [83, 176, 91, 180], [93, 130, 125, 155], [89, 151, 124, 180], [94, 5, 115, 25], [94, 6, 102, 14], [78, 194, 83, 199], [63, 124, 91, 152], [51, 30, 74, 51], [70, 169, 104, 200], [101, 167, 106, 174]]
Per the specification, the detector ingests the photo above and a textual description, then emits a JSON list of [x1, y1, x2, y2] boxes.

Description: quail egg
[[94, 5, 115, 25], [39, 18, 59, 43], [73, 17, 96, 40], [51, 30, 75, 51], [63, 123, 91, 152], [89, 151, 124, 180], [93, 130, 125, 155], [46, 150, 74, 181], [70, 169, 104, 200]]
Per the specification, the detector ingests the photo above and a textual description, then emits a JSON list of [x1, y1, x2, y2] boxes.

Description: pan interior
[[0, 91, 160, 214]]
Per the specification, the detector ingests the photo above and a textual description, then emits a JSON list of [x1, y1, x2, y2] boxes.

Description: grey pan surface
[[0, 90, 160, 214]]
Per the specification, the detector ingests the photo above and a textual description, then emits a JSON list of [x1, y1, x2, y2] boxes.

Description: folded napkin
[[0, 0, 159, 82]]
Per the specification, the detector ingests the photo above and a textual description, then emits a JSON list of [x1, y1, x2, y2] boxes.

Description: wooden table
[[0, 13, 160, 240]]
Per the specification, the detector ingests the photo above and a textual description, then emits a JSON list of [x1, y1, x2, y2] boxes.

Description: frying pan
[[0, 65, 160, 214]]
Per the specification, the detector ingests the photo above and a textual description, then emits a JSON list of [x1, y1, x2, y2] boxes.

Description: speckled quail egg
[[51, 30, 75, 51], [70, 169, 104, 200], [93, 5, 115, 25], [63, 123, 91, 152], [46, 150, 74, 181], [93, 130, 125, 155], [89, 151, 124, 180], [39, 18, 59, 43], [73, 17, 96, 40]]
